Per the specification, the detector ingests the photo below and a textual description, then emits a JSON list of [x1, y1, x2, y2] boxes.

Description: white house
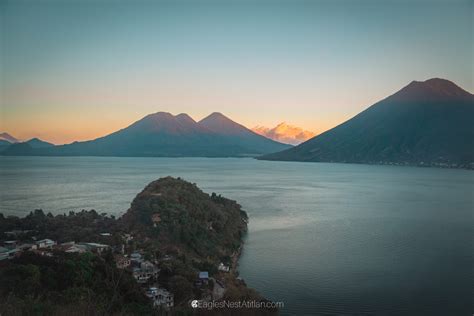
[[36, 239, 56, 249], [218, 262, 230, 272]]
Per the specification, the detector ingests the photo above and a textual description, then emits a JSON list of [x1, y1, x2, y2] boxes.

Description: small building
[[199, 271, 209, 280], [141, 261, 160, 278], [218, 262, 230, 272], [78, 242, 109, 253], [100, 232, 111, 237], [65, 244, 88, 253], [133, 267, 151, 283], [146, 287, 174, 309], [198, 271, 209, 285], [130, 252, 143, 267], [36, 239, 56, 249]]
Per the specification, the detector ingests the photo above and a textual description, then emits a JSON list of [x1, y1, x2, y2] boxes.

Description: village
[[0, 229, 233, 311]]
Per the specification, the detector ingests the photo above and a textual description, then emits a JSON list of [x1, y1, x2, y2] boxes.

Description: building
[[218, 262, 230, 272], [36, 239, 56, 249], [77, 242, 109, 253], [132, 267, 151, 283], [65, 244, 88, 253], [198, 271, 209, 285], [132, 261, 160, 283], [130, 252, 143, 267], [199, 271, 209, 280], [146, 287, 174, 308], [141, 261, 160, 278]]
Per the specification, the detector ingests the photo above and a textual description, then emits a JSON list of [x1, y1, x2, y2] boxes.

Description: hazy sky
[[1, 0, 472, 144]]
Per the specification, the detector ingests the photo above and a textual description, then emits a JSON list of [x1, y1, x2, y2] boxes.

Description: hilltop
[[121, 176, 248, 262]]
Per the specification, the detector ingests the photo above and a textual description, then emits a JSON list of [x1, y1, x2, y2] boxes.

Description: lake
[[1, 156, 472, 315]]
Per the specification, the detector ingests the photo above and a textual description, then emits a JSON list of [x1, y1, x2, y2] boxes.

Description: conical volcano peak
[[395, 78, 472, 101], [175, 113, 196, 124], [202, 112, 228, 121], [144, 111, 174, 120], [199, 112, 250, 136]]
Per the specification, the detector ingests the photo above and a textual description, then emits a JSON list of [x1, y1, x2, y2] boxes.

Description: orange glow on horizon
[[1, 111, 348, 145]]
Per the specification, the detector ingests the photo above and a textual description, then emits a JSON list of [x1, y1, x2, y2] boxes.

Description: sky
[[0, 0, 472, 144]]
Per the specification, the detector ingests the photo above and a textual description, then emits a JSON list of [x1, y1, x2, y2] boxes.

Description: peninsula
[[0, 178, 277, 314]]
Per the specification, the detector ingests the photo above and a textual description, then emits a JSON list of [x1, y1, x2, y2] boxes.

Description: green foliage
[[0, 209, 123, 245], [0, 252, 152, 315], [122, 177, 248, 264]]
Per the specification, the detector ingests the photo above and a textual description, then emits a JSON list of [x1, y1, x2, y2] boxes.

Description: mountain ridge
[[1, 112, 291, 157], [259, 78, 474, 169]]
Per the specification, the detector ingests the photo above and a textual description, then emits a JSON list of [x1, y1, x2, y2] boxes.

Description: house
[[199, 271, 209, 280], [36, 239, 56, 249], [132, 267, 151, 283], [198, 271, 209, 285], [130, 252, 143, 267], [78, 242, 109, 253], [146, 287, 174, 308], [218, 262, 230, 272], [132, 260, 160, 283], [54, 241, 86, 253], [65, 244, 88, 253], [140, 261, 160, 278]]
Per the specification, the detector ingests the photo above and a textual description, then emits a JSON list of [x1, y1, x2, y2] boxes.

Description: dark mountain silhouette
[[198, 112, 293, 154], [259, 78, 474, 169], [0, 132, 19, 143], [200, 112, 254, 136], [3, 112, 290, 157], [0, 135, 53, 152], [25, 138, 54, 148]]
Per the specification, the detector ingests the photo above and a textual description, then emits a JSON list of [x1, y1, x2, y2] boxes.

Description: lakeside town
[[0, 225, 235, 312]]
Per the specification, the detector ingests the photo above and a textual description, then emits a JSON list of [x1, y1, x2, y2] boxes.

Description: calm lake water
[[1, 157, 473, 315]]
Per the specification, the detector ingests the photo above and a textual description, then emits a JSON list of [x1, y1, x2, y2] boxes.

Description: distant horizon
[[0, 77, 472, 145], [1, 110, 319, 145], [2, 77, 472, 145], [1, 0, 472, 144]]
